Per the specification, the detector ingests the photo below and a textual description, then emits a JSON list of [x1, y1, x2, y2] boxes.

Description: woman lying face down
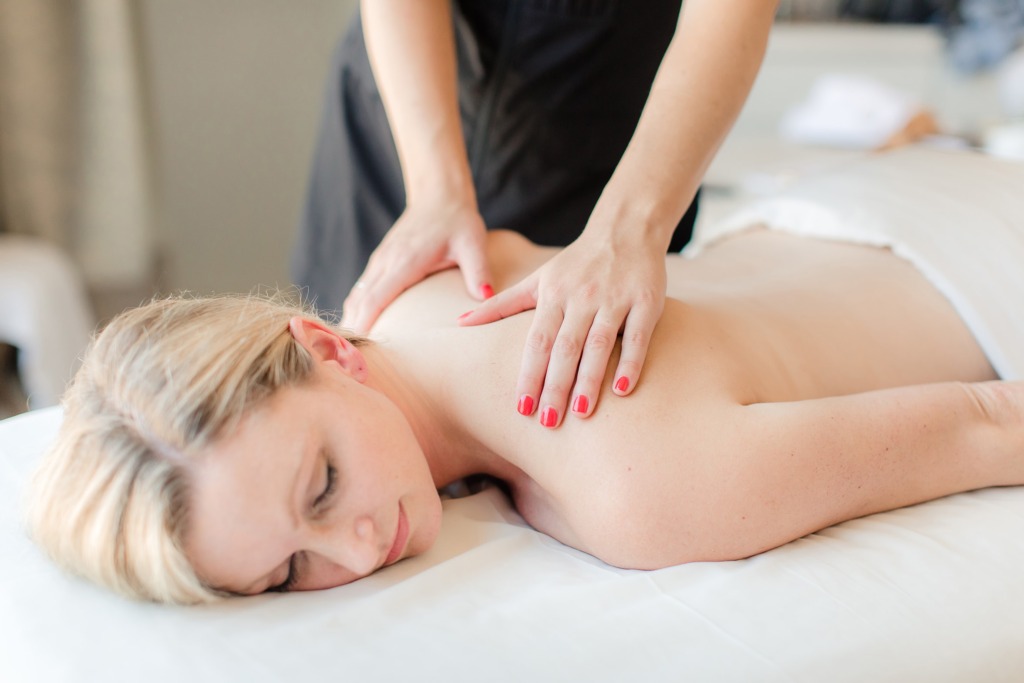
[[26, 227, 1024, 604], [185, 318, 444, 595]]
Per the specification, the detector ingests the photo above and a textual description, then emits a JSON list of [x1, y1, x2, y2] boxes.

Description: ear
[[288, 317, 368, 383]]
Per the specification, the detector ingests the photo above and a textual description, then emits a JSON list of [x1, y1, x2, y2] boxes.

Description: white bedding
[[4, 148, 1024, 682], [3, 406, 1024, 682]]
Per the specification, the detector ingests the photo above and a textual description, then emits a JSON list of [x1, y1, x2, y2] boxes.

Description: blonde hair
[[25, 294, 366, 604]]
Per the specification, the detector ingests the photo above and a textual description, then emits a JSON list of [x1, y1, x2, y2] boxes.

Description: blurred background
[[1, 0, 1023, 417]]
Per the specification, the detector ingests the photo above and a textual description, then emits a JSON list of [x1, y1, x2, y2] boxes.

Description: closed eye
[[269, 553, 299, 593], [269, 461, 337, 594], [314, 462, 338, 511]]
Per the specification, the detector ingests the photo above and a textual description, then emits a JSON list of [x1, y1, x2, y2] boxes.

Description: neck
[[359, 336, 513, 488]]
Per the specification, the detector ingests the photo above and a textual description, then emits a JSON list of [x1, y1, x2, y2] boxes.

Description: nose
[[301, 514, 382, 590]]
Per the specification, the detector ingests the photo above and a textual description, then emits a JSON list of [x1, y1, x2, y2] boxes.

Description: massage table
[[3, 148, 1023, 682]]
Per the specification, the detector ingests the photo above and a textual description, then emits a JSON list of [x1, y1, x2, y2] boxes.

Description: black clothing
[[293, 0, 697, 314]]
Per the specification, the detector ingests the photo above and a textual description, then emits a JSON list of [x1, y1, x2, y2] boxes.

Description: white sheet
[[3, 406, 1024, 682]]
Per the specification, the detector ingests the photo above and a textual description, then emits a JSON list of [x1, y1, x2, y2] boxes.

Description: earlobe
[[288, 317, 368, 382]]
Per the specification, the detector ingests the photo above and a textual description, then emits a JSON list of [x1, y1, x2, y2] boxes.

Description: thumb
[[451, 236, 495, 301]]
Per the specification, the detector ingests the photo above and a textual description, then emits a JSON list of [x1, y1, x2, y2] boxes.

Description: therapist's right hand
[[340, 199, 494, 333]]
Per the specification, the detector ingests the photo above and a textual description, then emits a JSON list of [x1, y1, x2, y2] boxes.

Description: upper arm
[[553, 380, 1006, 570], [547, 403, 749, 569]]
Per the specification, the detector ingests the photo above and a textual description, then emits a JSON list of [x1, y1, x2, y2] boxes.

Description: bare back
[[371, 229, 996, 564]]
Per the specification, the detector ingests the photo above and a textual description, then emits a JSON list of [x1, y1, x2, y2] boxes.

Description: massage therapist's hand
[[340, 199, 494, 333], [458, 233, 667, 427]]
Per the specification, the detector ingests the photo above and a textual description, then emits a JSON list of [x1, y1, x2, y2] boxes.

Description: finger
[[536, 308, 597, 428], [343, 257, 433, 333], [514, 302, 564, 421], [457, 277, 539, 326], [340, 268, 382, 331], [612, 305, 658, 397], [567, 312, 623, 419], [450, 231, 495, 301]]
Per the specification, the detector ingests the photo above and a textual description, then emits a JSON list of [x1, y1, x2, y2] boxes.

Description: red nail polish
[[480, 283, 494, 299], [615, 376, 629, 393], [572, 395, 589, 414], [457, 310, 473, 321], [517, 394, 535, 416], [540, 406, 557, 428]]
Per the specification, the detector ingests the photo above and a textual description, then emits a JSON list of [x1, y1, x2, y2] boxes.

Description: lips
[[383, 503, 409, 567]]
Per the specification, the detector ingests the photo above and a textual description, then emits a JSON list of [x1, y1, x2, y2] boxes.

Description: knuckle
[[577, 281, 600, 303], [635, 288, 659, 306], [543, 282, 569, 301], [525, 330, 555, 355], [542, 375, 572, 398], [574, 369, 604, 390], [552, 335, 581, 359], [585, 329, 616, 353], [622, 328, 649, 349]]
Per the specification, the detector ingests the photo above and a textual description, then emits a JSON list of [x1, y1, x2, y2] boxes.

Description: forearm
[[721, 381, 1023, 556], [591, 0, 777, 249], [361, 0, 474, 204]]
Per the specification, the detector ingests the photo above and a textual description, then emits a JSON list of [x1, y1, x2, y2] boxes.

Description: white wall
[[138, 0, 356, 295]]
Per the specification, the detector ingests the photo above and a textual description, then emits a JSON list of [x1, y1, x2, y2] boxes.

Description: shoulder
[[370, 231, 554, 337], [507, 389, 745, 569], [484, 230, 556, 289]]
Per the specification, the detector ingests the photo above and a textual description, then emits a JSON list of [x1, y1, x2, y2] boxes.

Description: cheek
[[298, 559, 364, 591]]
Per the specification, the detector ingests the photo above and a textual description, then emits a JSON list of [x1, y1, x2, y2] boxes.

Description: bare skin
[[187, 228, 1023, 594], [344, 0, 778, 426], [365, 229, 1017, 567]]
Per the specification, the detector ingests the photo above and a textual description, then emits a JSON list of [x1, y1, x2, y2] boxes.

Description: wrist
[[405, 163, 477, 209], [586, 190, 681, 253]]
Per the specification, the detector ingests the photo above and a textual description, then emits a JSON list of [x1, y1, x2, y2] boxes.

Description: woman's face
[[184, 361, 442, 596]]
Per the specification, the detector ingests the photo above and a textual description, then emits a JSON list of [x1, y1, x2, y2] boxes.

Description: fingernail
[[615, 377, 629, 393], [517, 394, 535, 416], [540, 406, 558, 428], [572, 395, 589, 414], [457, 310, 473, 322], [480, 283, 494, 299]]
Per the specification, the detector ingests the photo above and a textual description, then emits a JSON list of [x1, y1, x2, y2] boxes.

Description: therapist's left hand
[[457, 234, 667, 428]]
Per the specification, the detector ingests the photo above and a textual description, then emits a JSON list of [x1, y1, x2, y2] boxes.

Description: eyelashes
[[270, 460, 338, 593], [315, 463, 338, 511], [271, 553, 300, 593]]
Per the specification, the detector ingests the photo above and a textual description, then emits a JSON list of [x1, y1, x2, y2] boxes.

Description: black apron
[[293, 0, 695, 314]]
